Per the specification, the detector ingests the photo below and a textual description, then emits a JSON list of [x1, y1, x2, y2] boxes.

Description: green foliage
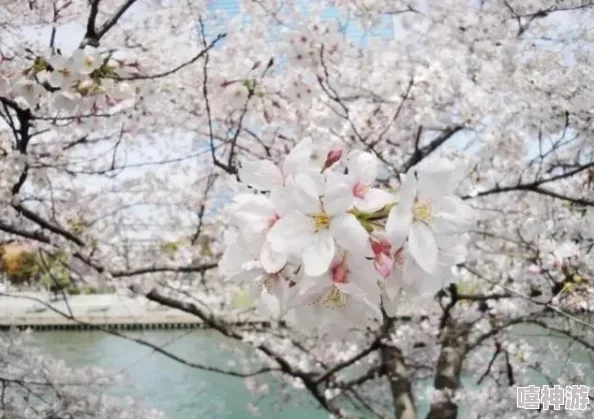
[[456, 280, 480, 297], [0, 247, 77, 290], [67, 285, 99, 295], [39, 251, 72, 290], [160, 241, 181, 256], [67, 217, 88, 236], [241, 79, 265, 97], [80, 285, 99, 295], [31, 57, 49, 74], [0, 249, 39, 285]]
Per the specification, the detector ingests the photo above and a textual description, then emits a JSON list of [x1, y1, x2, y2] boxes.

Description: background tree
[[0, 0, 593, 418], [0, 330, 165, 419]]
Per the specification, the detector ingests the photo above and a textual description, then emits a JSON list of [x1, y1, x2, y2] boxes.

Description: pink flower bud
[[323, 148, 343, 170], [220, 80, 237, 88], [331, 258, 348, 284]]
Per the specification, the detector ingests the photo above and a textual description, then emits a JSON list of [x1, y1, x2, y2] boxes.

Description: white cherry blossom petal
[[385, 204, 413, 248], [302, 229, 335, 277], [416, 159, 463, 202], [408, 222, 438, 274], [270, 186, 293, 217], [219, 241, 252, 277], [324, 171, 354, 215], [346, 150, 378, 185], [355, 188, 394, 213], [267, 212, 314, 253], [233, 193, 275, 215], [396, 172, 417, 209], [330, 213, 371, 256], [289, 172, 323, 214], [282, 137, 312, 177], [260, 242, 288, 273], [432, 196, 473, 234]]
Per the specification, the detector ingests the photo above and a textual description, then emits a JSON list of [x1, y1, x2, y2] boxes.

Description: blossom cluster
[[220, 139, 473, 333], [283, 22, 343, 69], [0, 47, 134, 114]]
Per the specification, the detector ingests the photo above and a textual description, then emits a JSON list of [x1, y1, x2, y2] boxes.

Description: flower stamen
[[324, 285, 346, 308], [260, 274, 278, 294], [314, 213, 331, 230], [413, 200, 432, 224]]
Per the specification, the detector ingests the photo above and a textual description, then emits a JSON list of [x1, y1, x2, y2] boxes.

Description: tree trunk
[[381, 344, 417, 419], [379, 317, 417, 419], [426, 322, 469, 419]]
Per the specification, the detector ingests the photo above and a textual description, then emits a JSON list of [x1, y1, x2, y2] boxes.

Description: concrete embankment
[[0, 292, 268, 331]]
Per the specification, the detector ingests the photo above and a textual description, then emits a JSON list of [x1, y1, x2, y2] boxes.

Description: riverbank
[[0, 292, 268, 330]]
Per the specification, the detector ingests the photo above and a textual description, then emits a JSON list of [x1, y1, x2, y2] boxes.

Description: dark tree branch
[[82, 0, 138, 47], [117, 33, 227, 81], [463, 161, 594, 206], [111, 262, 218, 278], [84, 0, 101, 45], [11, 203, 85, 247], [402, 126, 464, 172]]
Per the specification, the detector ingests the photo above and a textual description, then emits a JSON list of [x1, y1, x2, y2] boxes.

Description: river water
[[34, 321, 594, 418], [36, 330, 328, 419]]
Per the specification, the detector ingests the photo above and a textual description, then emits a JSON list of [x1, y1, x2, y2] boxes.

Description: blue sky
[[204, 0, 395, 45]]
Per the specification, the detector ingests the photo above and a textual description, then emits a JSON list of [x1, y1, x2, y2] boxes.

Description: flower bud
[[323, 148, 343, 170]]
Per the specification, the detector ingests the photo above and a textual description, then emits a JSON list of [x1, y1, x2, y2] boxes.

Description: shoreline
[[0, 291, 270, 331]]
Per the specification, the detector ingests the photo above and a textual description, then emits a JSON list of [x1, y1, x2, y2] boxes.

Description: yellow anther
[[413, 201, 432, 223], [314, 213, 331, 230], [324, 286, 346, 308]]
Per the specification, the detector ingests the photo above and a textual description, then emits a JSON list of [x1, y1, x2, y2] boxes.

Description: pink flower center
[[331, 259, 348, 284], [371, 237, 393, 278], [372, 238, 392, 256], [353, 181, 369, 199]]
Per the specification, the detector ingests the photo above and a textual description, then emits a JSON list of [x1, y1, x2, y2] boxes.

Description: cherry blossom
[[48, 54, 78, 88], [266, 171, 371, 277], [238, 137, 312, 191], [230, 192, 288, 273], [11, 79, 44, 109], [71, 48, 102, 75], [345, 150, 395, 212], [385, 160, 472, 274], [293, 249, 382, 331], [1, 1, 593, 417], [223, 141, 471, 329]]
